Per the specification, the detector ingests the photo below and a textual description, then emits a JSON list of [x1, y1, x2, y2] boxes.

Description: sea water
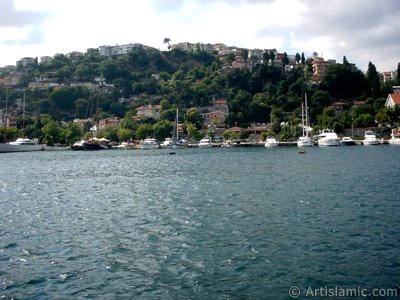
[[1, 146, 399, 299]]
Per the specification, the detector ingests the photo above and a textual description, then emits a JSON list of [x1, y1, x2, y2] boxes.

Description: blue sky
[[0, 0, 399, 72]]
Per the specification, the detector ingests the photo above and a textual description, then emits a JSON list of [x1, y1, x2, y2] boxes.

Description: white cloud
[[0, 0, 398, 71]]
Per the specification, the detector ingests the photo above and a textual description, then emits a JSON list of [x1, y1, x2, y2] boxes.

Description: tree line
[[1, 45, 399, 144]]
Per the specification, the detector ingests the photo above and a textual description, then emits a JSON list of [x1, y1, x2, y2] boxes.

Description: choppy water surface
[[1, 146, 400, 299]]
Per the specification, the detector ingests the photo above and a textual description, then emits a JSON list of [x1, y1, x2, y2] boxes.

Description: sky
[[0, 0, 399, 72]]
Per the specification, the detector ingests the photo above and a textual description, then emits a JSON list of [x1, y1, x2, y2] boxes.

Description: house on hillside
[[98, 117, 120, 130], [331, 101, 347, 116], [135, 104, 161, 119], [385, 93, 400, 108], [200, 99, 229, 127]]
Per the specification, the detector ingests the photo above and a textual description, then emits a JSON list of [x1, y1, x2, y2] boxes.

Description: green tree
[[120, 111, 137, 130], [295, 53, 301, 64], [282, 52, 289, 66], [117, 127, 133, 142], [153, 119, 173, 140], [136, 123, 154, 140], [163, 37, 171, 50], [41, 119, 63, 145], [322, 63, 366, 100], [366, 61, 381, 98], [301, 52, 305, 65], [63, 123, 82, 145]]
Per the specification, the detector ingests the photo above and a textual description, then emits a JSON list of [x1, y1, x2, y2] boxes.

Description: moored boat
[[316, 129, 340, 146], [198, 137, 213, 148], [264, 137, 278, 147], [0, 138, 45, 153], [160, 138, 173, 149], [72, 139, 108, 150], [363, 130, 379, 145], [340, 136, 357, 146], [140, 138, 160, 150]]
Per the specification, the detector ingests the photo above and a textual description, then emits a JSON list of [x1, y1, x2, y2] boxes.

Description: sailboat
[[160, 108, 187, 149], [0, 90, 45, 153], [297, 93, 314, 147]]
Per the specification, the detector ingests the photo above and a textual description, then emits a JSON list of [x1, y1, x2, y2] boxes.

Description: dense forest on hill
[[1, 45, 399, 144]]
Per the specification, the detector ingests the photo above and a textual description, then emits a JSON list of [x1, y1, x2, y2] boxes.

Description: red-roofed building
[[385, 94, 400, 108]]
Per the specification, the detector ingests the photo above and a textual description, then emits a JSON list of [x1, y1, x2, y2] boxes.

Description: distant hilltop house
[[311, 57, 336, 83], [98, 43, 155, 57], [16, 57, 36, 68], [171, 42, 214, 53], [135, 104, 161, 119], [385, 86, 400, 108]]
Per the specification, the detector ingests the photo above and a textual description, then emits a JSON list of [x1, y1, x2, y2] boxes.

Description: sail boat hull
[[297, 136, 314, 147]]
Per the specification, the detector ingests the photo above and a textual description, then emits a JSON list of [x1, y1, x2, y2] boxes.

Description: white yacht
[[297, 94, 314, 147], [389, 128, 400, 145], [316, 129, 340, 146], [363, 130, 379, 145], [140, 138, 160, 150], [264, 137, 278, 147], [160, 138, 173, 148], [198, 137, 213, 148], [297, 136, 313, 147], [0, 138, 45, 153]]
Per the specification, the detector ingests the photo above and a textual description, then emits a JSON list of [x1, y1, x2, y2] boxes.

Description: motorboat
[[316, 129, 340, 146], [297, 94, 314, 147], [297, 136, 314, 147], [264, 137, 278, 147], [198, 137, 213, 148], [0, 90, 46, 153], [388, 128, 400, 145], [140, 138, 160, 150], [0, 138, 45, 153], [160, 138, 173, 148], [72, 139, 108, 150], [340, 136, 357, 146], [363, 130, 379, 145]]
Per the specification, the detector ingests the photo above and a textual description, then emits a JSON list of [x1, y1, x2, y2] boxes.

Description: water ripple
[[0, 147, 399, 298]]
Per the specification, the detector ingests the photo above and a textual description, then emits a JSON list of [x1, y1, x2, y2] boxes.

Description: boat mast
[[301, 102, 305, 137], [3, 88, 9, 143], [175, 108, 179, 141], [22, 91, 26, 133], [305, 93, 309, 136]]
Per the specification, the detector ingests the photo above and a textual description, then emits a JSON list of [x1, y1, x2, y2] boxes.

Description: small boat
[[72, 139, 108, 150], [198, 137, 213, 148], [0, 138, 45, 153], [363, 130, 379, 145], [264, 137, 278, 147], [316, 129, 340, 146], [140, 138, 160, 150], [340, 136, 357, 146], [388, 128, 400, 145], [160, 138, 173, 148], [297, 136, 313, 147], [0, 90, 46, 153]]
